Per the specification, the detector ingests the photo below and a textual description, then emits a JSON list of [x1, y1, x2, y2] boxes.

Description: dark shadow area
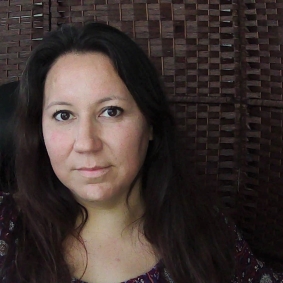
[[0, 81, 19, 191]]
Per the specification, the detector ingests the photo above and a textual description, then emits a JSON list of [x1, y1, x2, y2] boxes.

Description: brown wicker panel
[[51, 0, 239, 100], [185, 0, 239, 100], [240, 103, 283, 269], [244, 0, 283, 101], [236, 0, 283, 269], [170, 101, 240, 216], [0, 0, 50, 85]]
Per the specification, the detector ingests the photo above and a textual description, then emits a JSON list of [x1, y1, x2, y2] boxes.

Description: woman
[[0, 22, 282, 283]]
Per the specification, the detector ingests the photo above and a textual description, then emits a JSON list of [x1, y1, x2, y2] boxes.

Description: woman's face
[[42, 52, 152, 208]]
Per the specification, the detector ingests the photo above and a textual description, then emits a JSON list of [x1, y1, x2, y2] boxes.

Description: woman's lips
[[77, 166, 110, 178]]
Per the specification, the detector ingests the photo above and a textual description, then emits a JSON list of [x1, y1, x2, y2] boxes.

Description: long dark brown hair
[[1, 22, 235, 283]]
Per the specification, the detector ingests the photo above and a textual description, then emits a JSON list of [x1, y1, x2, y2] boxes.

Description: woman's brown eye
[[101, 106, 123, 117], [54, 111, 73, 121], [107, 108, 118, 117], [60, 112, 70, 120]]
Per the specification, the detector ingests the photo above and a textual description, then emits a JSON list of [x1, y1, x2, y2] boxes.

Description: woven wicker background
[[1, 0, 283, 270], [0, 0, 50, 85], [238, 0, 283, 269]]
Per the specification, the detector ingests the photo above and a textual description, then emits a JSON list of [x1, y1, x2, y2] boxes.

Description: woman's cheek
[[44, 129, 72, 157]]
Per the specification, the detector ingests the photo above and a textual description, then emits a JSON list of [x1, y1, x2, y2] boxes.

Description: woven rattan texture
[[51, 0, 239, 99], [0, 0, 50, 85], [244, 0, 283, 101], [1, 0, 283, 269], [173, 102, 239, 215], [241, 104, 283, 268], [237, 0, 283, 268]]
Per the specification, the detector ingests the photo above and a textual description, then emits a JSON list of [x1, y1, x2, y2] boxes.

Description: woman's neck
[[78, 203, 144, 243], [64, 190, 158, 283], [75, 186, 145, 241]]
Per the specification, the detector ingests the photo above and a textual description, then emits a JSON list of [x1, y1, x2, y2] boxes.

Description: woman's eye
[[100, 106, 123, 118], [53, 111, 74, 121]]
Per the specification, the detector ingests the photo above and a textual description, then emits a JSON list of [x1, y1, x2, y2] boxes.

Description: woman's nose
[[73, 119, 103, 153]]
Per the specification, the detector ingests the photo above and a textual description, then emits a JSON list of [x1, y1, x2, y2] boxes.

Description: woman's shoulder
[[232, 224, 283, 282], [0, 191, 18, 257]]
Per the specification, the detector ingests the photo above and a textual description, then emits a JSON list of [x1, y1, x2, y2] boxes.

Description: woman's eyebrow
[[44, 101, 72, 110], [44, 96, 128, 110], [97, 95, 128, 104]]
